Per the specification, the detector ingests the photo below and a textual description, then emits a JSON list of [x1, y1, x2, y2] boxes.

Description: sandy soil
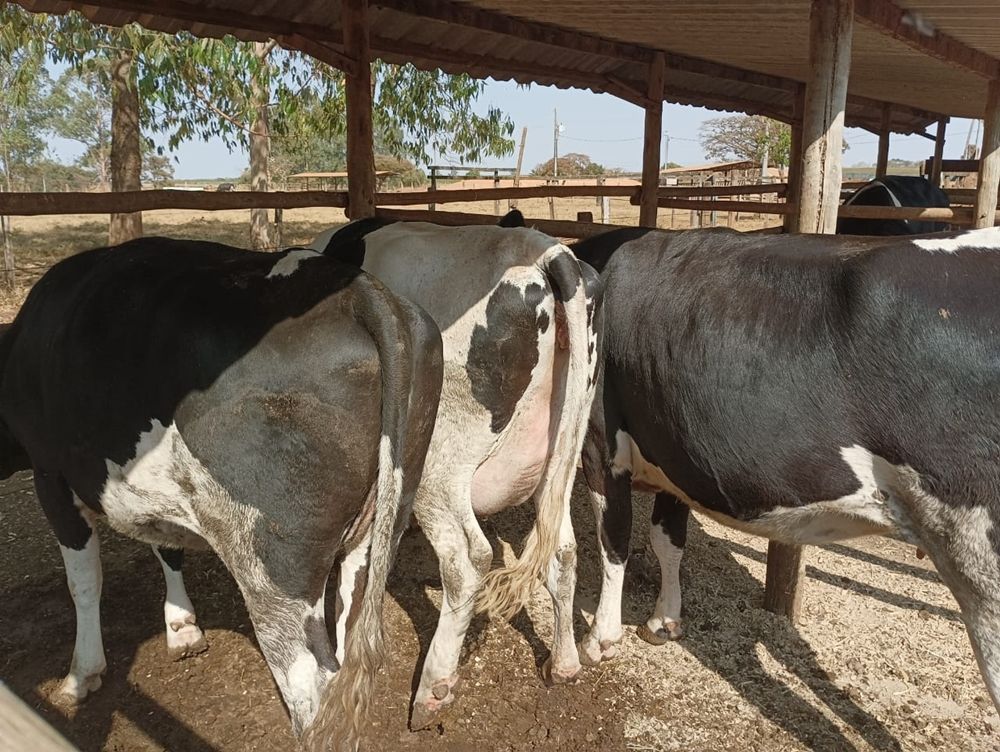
[[2, 467, 997, 751], [1, 209, 994, 751]]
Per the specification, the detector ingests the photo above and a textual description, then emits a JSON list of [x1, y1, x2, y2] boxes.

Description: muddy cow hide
[[0, 237, 443, 750], [570, 225, 1000, 721], [313, 216, 602, 729], [838, 174, 950, 236]]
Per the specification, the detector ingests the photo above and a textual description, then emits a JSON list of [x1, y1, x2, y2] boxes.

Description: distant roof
[[289, 171, 394, 179], [663, 160, 759, 174]]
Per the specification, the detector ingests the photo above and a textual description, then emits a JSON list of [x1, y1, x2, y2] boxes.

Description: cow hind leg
[[237, 570, 337, 736], [541, 499, 581, 685], [638, 493, 688, 645], [577, 466, 632, 667], [410, 503, 492, 730], [152, 546, 208, 660], [34, 472, 107, 704]]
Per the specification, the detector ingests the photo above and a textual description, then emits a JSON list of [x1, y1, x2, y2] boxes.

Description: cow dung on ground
[[1, 470, 996, 751]]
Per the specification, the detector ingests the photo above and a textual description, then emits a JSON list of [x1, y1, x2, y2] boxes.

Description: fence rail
[[1, 183, 995, 226]]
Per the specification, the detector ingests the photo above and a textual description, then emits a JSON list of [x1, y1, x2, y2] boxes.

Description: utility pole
[[663, 131, 670, 168], [553, 108, 560, 179]]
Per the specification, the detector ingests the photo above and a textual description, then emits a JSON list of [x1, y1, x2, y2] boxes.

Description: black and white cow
[[570, 225, 1000, 715], [0, 237, 443, 750], [838, 174, 950, 236], [312, 219, 601, 728]]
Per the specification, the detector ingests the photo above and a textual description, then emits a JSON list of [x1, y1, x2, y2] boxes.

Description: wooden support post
[[639, 51, 666, 228], [795, 0, 854, 235], [763, 542, 805, 620], [975, 80, 1000, 228], [876, 103, 891, 178], [342, 0, 375, 219], [784, 84, 805, 233], [773, 0, 853, 623], [931, 117, 949, 187]]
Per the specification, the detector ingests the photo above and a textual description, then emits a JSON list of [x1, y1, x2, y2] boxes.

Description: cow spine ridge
[[304, 279, 437, 752], [476, 247, 594, 621]]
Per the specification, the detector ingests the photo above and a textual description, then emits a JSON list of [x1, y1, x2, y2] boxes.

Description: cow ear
[[497, 209, 525, 228]]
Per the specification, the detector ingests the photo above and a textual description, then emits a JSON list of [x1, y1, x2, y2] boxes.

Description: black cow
[[570, 225, 1000, 718], [0, 238, 443, 750], [838, 174, 950, 235]]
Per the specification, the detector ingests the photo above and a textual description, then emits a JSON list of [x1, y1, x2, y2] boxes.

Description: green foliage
[[49, 68, 113, 186], [0, 5, 513, 189], [699, 115, 792, 168], [531, 153, 605, 177], [0, 45, 54, 189]]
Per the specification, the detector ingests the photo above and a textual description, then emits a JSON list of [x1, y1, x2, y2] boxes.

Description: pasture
[[1, 212, 996, 751]]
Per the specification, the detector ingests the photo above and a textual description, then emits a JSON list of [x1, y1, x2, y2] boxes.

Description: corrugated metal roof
[[13, 0, 1000, 134]]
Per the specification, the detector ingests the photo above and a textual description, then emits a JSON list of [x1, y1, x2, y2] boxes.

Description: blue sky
[[48, 77, 980, 180]]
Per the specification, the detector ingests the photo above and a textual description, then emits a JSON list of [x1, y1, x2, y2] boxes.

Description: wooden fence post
[[639, 52, 666, 227], [795, 0, 854, 235], [342, 0, 375, 219], [876, 103, 891, 179], [784, 84, 805, 233], [931, 117, 949, 187], [770, 0, 854, 623], [975, 79, 1000, 228]]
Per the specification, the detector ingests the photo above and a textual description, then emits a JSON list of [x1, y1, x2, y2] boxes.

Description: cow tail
[[304, 278, 442, 752], [477, 245, 595, 621]]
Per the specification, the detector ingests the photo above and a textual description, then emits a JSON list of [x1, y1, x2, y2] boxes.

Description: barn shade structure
[[8, 0, 1000, 616]]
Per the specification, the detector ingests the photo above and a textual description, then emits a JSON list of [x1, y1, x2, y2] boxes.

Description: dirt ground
[[1, 209, 996, 751]]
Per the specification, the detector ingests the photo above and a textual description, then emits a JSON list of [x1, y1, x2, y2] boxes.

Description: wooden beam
[[342, 0, 376, 219], [930, 117, 949, 186], [0, 190, 349, 216], [797, 0, 854, 236], [631, 183, 790, 200], [380, 184, 638, 205], [656, 198, 792, 215], [785, 85, 806, 232], [373, 207, 635, 238], [0, 684, 78, 751], [763, 542, 805, 620], [975, 80, 1000, 228], [639, 52, 666, 228], [876, 103, 891, 178], [855, 0, 1000, 80], [280, 33, 356, 75], [373, 0, 653, 62]]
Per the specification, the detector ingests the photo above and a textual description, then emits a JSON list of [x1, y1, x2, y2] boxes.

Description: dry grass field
[[1, 204, 995, 752]]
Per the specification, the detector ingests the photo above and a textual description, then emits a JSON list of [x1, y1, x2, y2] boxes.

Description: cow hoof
[[578, 635, 622, 666], [167, 623, 208, 661], [541, 657, 580, 687], [410, 695, 453, 731], [55, 671, 104, 705], [637, 621, 683, 646]]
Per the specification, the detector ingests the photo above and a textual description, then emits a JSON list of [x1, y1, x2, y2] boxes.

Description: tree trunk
[[249, 41, 274, 250], [109, 50, 143, 245]]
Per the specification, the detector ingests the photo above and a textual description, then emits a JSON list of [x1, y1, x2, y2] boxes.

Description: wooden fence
[[2, 181, 998, 237]]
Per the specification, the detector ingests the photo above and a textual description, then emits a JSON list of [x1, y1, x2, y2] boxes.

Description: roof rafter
[[855, 0, 1000, 80]]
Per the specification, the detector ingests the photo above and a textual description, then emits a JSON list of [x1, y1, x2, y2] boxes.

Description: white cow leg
[[579, 473, 632, 666], [410, 505, 492, 730], [639, 492, 688, 645], [33, 471, 107, 705], [542, 502, 581, 685], [58, 530, 107, 703], [152, 546, 208, 660]]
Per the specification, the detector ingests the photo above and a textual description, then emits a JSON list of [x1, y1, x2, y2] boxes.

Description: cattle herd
[[1, 186, 999, 750]]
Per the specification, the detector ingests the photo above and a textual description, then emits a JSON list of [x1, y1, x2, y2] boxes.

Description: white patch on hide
[[266, 248, 321, 278], [913, 226, 1000, 254]]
